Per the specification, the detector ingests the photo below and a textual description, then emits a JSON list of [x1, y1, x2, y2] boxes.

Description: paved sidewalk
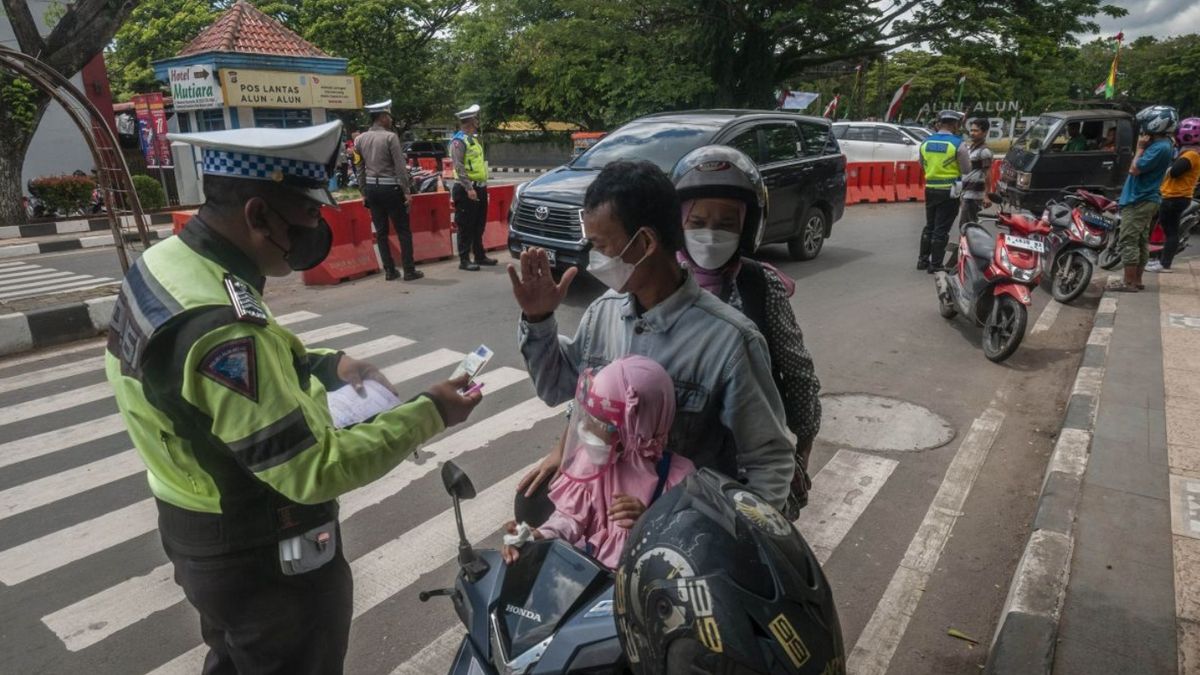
[[1053, 258, 1200, 675]]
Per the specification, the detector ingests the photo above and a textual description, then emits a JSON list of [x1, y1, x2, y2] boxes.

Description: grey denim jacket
[[518, 274, 796, 508]]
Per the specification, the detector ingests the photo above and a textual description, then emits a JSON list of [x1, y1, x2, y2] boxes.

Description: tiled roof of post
[[178, 0, 329, 58]]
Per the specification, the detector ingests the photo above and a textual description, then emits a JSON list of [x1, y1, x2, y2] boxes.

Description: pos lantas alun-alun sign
[[220, 69, 362, 109], [168, 65, 221, 111]]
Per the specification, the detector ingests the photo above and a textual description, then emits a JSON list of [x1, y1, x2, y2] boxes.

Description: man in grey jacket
[[508, 160, 795, 508]]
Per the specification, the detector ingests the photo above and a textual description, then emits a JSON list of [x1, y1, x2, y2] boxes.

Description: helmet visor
[[561, 368, 625, 482]]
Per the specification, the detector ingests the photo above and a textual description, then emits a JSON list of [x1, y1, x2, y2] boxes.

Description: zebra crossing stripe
[[0, 269, 73, 282], [0, 339, 104, 372], [0, 449, 143, 521], [0, 261, 33, 270], [0, 277, 117, 301], [0, 381, 112, 427], [389, 626, 464, 675], [0, 354, 105, 395], [342, 335, 414, 360], [380, 348, 464, 384], [795, 450, 898, 564], [273, 310, 321, 326], [0, 275, 110, 295], [0, 413, 125, 470], [292, 322, 367, 344]]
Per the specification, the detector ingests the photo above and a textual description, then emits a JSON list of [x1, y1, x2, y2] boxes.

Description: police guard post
[[356, 99, 423, 281], [104, 120, 482, 674], [449, 104, 498, 271]]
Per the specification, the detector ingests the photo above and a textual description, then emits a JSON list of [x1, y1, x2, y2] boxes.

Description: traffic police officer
[[449, 104, 497, 271], [105, 120, 482, 674], [356, 99, 422, 281], [917, 109, 971, 273]]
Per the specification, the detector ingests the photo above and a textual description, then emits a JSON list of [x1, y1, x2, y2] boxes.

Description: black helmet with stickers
[[671, 145, 768, 255], [614, 468, 845, 674]]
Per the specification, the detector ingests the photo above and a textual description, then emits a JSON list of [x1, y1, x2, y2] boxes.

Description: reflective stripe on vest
[[920, 135, 962, 189], [453, 131, 488, 182]]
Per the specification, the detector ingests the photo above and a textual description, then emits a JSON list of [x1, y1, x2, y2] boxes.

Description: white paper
[[327, 380, 402, 428]]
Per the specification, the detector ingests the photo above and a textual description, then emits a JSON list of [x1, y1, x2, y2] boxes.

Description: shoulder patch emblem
[[199, 337, 258, 401], [224, 274, 268, 325]]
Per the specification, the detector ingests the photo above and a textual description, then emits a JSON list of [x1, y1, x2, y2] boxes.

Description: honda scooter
[[1096, 185, 1200, 270], [1035, 198, 1115, 303], [420, 461, 627, 674], [935, 199, 1050, 362]]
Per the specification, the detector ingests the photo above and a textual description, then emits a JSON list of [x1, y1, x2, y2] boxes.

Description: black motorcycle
[[420, 462, 627, 674]]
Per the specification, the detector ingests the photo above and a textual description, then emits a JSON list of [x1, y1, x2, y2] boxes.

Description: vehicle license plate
[[1006, 236, 1045, 253]]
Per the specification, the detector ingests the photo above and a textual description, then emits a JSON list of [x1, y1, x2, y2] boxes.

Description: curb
[[0, 227, 171, 260], [0, 294, 115, 357], [0, 212, 175, 240], [985, 292, 1118, 674]]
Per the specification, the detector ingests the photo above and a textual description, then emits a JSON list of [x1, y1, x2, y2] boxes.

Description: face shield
[[561, 368, 626, 482]]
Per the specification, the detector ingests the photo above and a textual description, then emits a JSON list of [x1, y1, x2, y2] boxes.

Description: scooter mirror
[[441, 461, 477, 500]]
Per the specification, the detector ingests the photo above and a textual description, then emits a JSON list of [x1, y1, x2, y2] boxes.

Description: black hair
[[583, 160, 682, 253], [970, 118, 989, 132]]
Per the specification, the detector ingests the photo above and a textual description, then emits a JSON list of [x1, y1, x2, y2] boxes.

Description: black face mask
[[264, 206, 333, 271]]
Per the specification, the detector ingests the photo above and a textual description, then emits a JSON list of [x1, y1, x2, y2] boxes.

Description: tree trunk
[[0, 93, 48, 227]]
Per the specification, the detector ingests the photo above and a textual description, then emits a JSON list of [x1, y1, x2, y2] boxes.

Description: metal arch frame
[[0, 45, 151, 272]]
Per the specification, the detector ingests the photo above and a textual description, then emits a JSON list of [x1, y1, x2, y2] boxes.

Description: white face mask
[[684, 229, 741, 270], [588, 229, 649, 292], [577, 427, 613, 465]]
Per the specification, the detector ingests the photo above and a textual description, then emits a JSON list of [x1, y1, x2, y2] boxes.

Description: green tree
[[1, 0, 140, 226], [106, 0, 218, 100]]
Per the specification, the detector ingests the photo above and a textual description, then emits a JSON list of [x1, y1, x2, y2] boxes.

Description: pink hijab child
[[502, 355, 695, 569]]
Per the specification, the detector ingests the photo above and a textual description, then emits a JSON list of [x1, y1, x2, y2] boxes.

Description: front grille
[[512, 200, 582, 241]]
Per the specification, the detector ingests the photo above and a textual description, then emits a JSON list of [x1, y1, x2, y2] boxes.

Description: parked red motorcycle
[[935, 200, 1051, 362], [1034, 194, 1117, 303]]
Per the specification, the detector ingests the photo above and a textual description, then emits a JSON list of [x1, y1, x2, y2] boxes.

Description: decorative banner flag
[[823, 94, 841, 119], [778, 90, 821, 111], [955, 74, 967, 108], [1103, 31, 1124, 99], [886, 78, 914, 122]]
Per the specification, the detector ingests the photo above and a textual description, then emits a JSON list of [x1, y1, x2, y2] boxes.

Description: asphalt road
[[0, 201, 1097, 674]]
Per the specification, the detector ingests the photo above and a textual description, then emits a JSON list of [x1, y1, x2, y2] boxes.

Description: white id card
[[451, 345, 493, 382]]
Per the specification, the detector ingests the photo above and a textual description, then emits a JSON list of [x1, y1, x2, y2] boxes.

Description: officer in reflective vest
[[449, 104, 498, 271], [917, 110, 971, 272], [105, 120, 482, 674]]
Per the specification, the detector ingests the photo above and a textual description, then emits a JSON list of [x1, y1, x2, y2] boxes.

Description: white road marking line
[[1030, 300, 1061, 335], [50, 393, 557, 653], [343, 335, 415, 361], [0, 413, 125, 470], [380, 348, 464, 384], [1087, 326, 1113, 347], [0, 500, 159, 586], [0, 277, 117, 301], [0, 261, 34, 270], [0, 339, 104, 372], [1098, 296, 1118, 314], [0, 449, 142, 521], [847, 407, 1005, 675], [0, 354, 105, 395], [274, 310, 321, 326], [795, 450, 899, 564], [390, 626, 465, 675], [0, 268, 67, 282], [0, 274, 105, 295], [0, 381, 112, 427], [293, 322, 367, 344]]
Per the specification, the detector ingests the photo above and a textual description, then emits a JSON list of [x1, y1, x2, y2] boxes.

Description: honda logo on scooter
[[505, 604, 542, 623]]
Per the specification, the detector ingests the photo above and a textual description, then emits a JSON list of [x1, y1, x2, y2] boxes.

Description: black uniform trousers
[[452, 183, 489, 263], [1159, 196, 1189, 269], [165, 537, 353, 675], [920, 187, 959, 268], [364, 184, 415, 273]]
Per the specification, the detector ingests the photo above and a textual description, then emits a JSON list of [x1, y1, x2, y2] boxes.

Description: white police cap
[[168, 120, 343, 207], [456, 104, 481, 120], [365, 99, 392, 116]]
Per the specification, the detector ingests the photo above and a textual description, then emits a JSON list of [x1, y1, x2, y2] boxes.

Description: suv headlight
[[1015, 171, 1032, 189]]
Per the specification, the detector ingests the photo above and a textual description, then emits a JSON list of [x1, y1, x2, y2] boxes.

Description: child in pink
[[502, 355, 695, 569]]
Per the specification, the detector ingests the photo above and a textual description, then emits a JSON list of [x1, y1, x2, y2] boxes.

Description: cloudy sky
[[1082, 0, 1200, 40]]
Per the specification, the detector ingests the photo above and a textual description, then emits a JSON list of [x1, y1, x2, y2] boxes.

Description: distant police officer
[[449, 104, 497, 271], [105, 120, 482, 674], [918, 110, 971, 273], [356, 99, 422, 281]]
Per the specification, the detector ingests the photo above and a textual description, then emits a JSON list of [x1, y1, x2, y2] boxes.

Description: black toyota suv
[[507, 110, 846, 269]]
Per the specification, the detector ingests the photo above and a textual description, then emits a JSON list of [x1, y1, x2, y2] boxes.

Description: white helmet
[[671, 145, 768, 254]]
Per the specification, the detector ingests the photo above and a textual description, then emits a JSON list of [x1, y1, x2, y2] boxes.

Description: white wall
[[1, 0, 98, 195]]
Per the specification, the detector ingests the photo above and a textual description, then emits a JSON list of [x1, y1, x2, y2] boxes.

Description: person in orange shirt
[[1150, 117, 1200, 273]]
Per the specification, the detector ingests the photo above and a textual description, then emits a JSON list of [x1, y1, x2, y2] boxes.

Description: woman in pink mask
[[502, 355, 694, 569], [670, 144, 821, 521]]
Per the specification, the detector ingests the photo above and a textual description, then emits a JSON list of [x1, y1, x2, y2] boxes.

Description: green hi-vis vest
[[453, 130, 489, 182], [106, 225, 444, 555], [919, 133, 964, 189]]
